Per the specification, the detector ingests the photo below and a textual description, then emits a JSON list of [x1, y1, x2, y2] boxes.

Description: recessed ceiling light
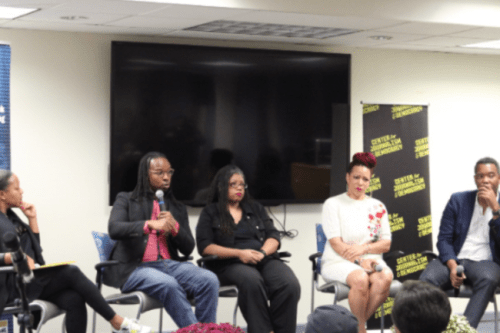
[[184, 20, 359, 39], [60, 16, 89, 21], [461, 40, 500, 49], [369, 35, 393, 41], [0, 6, 38, 19]]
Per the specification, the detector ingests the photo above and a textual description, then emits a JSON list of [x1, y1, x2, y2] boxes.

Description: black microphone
[[456, 265, 464, 278], [454, 265, 464, 296], [155, 190, 168, 212], [3, 232, 34, 283]]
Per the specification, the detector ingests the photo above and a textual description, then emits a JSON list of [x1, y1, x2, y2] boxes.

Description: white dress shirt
[[457, 193, 499, 261]]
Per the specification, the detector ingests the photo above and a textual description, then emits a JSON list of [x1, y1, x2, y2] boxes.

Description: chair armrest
[[94, 260, 119, 290], [94, 260, 119, 271], [0, 266, 15, 273], [278, 251, 291, 258], [196, 255, 219, 267], [421, 250, 438, 261], [178, 255, 193, 262], [384, 250, 405, 261], [309, 252, 322, 274], [309, 252, 322, 262]]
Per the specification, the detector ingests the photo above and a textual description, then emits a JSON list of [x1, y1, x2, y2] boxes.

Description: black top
[[233, 217, 264, 251], [196, 201, 281, 270], [0, 209, 46, 314]]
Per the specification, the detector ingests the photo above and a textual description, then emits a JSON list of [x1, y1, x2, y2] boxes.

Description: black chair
[[309, 223, 403, 332]]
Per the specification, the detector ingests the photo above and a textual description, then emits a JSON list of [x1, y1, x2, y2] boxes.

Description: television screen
[[110, 41, 350, 206]]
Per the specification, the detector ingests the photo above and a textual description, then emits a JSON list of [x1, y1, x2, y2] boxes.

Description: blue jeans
[[121, 260, 219, 328], [420, 258, 500, 328]]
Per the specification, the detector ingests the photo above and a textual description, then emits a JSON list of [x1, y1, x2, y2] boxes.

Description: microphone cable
[[267, 204, 298, 239]]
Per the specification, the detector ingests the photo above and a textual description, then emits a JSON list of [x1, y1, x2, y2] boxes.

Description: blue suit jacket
[[438, 190, 500, 265]]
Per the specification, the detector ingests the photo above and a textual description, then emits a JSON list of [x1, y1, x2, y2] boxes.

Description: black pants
[[214, 258, 300, 333], [11, 265, 116, 333]]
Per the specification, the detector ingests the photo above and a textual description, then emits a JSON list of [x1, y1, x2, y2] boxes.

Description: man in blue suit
[[420, 157, 500, 328]]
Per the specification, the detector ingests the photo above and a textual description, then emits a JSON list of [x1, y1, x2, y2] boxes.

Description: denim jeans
[[121, 260, 219, 328]]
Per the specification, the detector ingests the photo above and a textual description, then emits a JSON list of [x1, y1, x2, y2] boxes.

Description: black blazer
[[103, 191, 195, 289], [0, 210, 45, 315]]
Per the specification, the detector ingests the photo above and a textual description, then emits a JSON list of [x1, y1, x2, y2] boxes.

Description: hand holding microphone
[[451, 264, 465, 290], [147, 190, 176, 233], [453, 265, 465, 295], [355, 258, 383, 273], [155, 190, 168, 212]]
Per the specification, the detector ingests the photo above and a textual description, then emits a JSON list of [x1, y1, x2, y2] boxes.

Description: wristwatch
[[493, 209, 500, 217], [259, 249, 267, 256]]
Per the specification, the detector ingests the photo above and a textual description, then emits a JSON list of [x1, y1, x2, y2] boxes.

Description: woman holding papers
[[0, 169, 152, 333]]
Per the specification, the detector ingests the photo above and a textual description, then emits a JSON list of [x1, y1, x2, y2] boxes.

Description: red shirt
[[142, 200, 179, 262]]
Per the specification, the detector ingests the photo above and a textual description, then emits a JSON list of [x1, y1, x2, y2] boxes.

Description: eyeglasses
[[474, 172, 498, 180], [229, 182, 248, 189], [151, 169, 175, 177]]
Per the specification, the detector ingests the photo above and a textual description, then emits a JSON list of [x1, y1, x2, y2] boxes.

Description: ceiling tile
[[370, 43, 451, 52], [49, 0, 171, 15], [446, 46, 500, 55], [405, 36, 489, 47], [17, 9, 128, 25], [144, 4, 252, 20], [0, 0, 63, 6], [375, 21, 478, 35], [2, 18, 173, 35], [317, 30, 429, 47], [106, 15, 205, 30], [448, 27, 500, 39]]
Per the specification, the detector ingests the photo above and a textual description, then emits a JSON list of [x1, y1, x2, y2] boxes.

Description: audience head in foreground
[[392, 280, 451, 333], [305, 304, 358, 333]]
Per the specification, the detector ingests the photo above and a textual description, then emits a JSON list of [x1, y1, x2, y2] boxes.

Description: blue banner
[[0, 44, 10, 170]]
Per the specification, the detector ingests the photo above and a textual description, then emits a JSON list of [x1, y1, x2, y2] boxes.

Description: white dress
[[320, 193, 392, 284]]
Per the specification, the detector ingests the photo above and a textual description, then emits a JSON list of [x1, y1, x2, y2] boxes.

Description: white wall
[[2, 27, 500, 332]]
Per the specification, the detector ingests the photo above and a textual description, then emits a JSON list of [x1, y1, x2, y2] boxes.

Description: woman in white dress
[[321, 152, 393, 333]]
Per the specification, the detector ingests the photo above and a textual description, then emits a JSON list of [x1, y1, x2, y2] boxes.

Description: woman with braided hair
[[321, 152, 393, 333]]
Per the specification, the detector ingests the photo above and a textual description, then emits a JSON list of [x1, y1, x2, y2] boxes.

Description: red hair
[[348, 152, 377, 172]]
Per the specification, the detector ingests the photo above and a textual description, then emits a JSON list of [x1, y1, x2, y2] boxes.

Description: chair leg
[[36, 308, 46, 333], [494, 295, 498, 333], [233, 301, 239, 326], [62, 315, 67, 333], [380, 305, 385, 333], [311, 272, 315, 313], [92, 310, 97, 333], [159, 308, 163, 333]]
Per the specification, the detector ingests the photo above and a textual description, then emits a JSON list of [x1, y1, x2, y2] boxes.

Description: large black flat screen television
[[110, 41, 350, 206]]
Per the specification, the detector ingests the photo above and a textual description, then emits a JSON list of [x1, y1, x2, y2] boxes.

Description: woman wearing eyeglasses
[[196, 165, 300, 333]]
